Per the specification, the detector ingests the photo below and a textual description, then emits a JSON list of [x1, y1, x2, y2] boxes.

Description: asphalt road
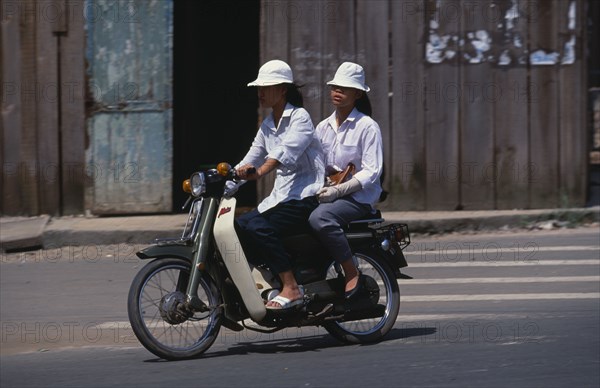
[[1, 227, 599, 388]]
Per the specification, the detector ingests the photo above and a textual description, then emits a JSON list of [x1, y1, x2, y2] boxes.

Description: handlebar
[[180, 163, 256, 209], [233, 166, 256, 181]]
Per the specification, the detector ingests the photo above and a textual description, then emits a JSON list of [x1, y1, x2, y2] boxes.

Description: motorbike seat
[[346, 209, 384, 229]]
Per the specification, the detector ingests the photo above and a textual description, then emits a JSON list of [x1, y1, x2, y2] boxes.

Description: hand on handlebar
[[236, 164, 258, 180], [224, 180, 243, 198], [224, 164, 255, 198]]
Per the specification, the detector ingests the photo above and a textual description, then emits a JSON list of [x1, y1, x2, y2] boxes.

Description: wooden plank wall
[[558, 0, 587, 206], [1, 0, 588, 214], [0, 0, 85, 216], [258, 0, 588, 211], [1, 0, 24, 214], [493, 0, 530, 210], [391, 0, 426, 210]]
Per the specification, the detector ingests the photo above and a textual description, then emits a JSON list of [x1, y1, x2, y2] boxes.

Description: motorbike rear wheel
[[323, 248, 400, 344], [127, 257, 222, 360]]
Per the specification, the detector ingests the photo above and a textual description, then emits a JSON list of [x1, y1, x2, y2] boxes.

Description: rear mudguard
[[348, 239, 408, 279], [136, 243, 194, 261], [346, 221, 411, 278]]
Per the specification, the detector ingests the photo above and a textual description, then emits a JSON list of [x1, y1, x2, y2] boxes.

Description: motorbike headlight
[[190, 172, 206, 197]]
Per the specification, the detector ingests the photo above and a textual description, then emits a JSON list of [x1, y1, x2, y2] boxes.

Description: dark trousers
[[308, 197, 372, 264], [235, 196, 318, 274]]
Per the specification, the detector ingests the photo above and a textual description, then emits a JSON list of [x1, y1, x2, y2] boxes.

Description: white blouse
[[238, 103, 325, 213], [315, 108, 383, 207]]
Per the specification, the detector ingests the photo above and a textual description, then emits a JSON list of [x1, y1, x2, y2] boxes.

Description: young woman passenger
[[308, 62, 384, 299]]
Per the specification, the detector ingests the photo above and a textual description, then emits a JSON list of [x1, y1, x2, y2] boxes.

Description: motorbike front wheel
[[127, 257, 222, 360], [323, 248, 400, 344]]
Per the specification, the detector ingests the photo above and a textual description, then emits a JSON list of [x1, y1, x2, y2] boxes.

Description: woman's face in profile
[[257, 85, 286, 109]]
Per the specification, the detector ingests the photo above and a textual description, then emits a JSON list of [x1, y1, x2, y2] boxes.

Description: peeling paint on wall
[[85, 0, 173, 214], [425, 0, 577, 66], [466, 30, 491, 64], [530, 50, 560, 65]]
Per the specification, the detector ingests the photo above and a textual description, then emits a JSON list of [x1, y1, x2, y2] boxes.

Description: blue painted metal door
[[85, 0, 173, 214]]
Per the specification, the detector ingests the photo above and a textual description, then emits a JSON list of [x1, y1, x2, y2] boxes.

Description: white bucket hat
[[327, 62, 370, 92], [247, 59, 294, 86]]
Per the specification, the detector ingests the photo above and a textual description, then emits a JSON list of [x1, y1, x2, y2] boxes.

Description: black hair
[[286, 83, 304, 107], [355, 92, 372, 116], [354, 91, 385, 201]]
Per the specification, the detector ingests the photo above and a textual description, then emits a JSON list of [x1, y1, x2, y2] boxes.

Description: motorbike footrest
[[221, 317, 244, 332], [314, 303, 334, 317]]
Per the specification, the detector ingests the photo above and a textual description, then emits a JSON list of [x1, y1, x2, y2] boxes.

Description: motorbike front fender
[[136, 243, 194, 261], [213, 197, 267, 322]]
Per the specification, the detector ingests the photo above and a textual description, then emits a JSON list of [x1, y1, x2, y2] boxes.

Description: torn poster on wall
[[425, 0, 576, 65]]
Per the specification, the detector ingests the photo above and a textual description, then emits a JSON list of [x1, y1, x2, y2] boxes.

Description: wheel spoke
[[325, 251, 400, 341], [129, 259, 221, 357]]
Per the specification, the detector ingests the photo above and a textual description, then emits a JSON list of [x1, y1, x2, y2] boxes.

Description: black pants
[[235, 196, 318, 274]]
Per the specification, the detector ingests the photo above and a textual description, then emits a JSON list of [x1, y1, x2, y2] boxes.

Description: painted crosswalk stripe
[[398, 276, 600, 284], [404, 245, 599, 256], [396, 313, 535, 321], [401, 293, 600, 302], [406, 259, 599, 267]]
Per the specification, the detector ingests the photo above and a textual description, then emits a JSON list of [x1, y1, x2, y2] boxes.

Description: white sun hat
[[247, 59, 294, 86], [326, 62, 370, 92]]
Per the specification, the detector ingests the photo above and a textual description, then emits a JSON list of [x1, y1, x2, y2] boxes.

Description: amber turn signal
[[217, 162, 231, 176], [182, 179, 191, 193]]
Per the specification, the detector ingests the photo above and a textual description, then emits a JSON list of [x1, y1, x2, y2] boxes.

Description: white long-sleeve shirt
[[315, 108, 383, 207], [238, 103, 325, 213]]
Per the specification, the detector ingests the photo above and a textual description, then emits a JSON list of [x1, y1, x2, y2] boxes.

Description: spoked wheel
[[127, 258, 222, 360], [323, 248, 400, 344]]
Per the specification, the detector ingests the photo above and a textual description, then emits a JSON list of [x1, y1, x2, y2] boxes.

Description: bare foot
[[345, 274, 360, 293]]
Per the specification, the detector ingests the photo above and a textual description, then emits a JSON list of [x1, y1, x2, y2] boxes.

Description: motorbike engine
[[159, 291, 191, 325]]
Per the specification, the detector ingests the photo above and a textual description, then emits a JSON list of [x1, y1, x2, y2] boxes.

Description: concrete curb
[[41, 214, 187, 247], [0, 215, 50, 251], [383, 207, 600, 235], [1, 207, 599, 252]]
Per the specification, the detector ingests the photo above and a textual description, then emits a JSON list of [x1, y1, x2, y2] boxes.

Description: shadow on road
[[142, 326, 437, 362]]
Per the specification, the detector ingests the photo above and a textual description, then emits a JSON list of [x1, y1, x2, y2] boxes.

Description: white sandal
[[266, 287, 304, 310]]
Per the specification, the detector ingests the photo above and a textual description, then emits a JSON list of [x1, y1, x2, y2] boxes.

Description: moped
[[127, 162, 411, 360]]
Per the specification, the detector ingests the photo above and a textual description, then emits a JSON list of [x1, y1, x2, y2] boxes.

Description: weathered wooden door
[[85, 0, 173, 214]]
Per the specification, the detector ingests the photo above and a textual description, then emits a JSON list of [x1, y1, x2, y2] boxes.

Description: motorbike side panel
[[213, 197, 267, 321], [283, 234, 333, 284]]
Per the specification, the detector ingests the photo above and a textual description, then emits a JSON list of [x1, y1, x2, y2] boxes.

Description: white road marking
[[94, 322, 132, 329], [406, 260, 599, 267], [399, 276, 600, 284], [395, 313, 534, 321], [401, 293, 600, 302], [404, 245, 600, 255]]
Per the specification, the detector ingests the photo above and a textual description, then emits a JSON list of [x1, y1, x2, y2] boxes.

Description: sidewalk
[[1, 207, 599, 252]]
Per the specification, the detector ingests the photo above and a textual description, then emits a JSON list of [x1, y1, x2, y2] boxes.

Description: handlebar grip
[[233, 167, 256, 180]]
